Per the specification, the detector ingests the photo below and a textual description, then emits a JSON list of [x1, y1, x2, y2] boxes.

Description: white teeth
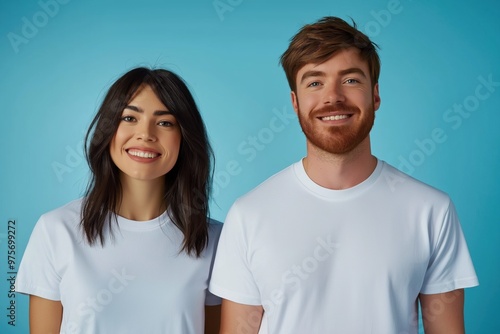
[[322, 115, 349, 121], [128, 149, 159, 159]]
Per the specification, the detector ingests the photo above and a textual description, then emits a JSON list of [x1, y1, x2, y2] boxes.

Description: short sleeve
[[15, 216, 61, 300], [205, 221, 223, 306], [205, 289, 222, 306], [420, 201, 479, 294], [209, 202, 262, 305]]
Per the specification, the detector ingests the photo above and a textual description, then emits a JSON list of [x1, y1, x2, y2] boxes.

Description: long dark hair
[[82, 67, 213, 257]]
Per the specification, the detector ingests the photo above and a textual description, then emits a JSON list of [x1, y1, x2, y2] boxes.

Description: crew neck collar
[[115, 210, 169, 231], [293, 158, 384, 200]]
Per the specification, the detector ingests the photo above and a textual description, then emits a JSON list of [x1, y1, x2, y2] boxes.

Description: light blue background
[[1, 0, 499, 332]]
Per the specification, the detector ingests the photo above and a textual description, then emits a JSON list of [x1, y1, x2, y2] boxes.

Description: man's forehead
[[296, 49, 369, 77]]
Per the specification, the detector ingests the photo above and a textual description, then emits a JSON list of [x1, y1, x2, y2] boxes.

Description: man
[[209, 17, 478, 333]]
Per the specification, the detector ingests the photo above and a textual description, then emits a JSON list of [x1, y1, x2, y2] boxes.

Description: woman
[[16, 67, 221, 333]]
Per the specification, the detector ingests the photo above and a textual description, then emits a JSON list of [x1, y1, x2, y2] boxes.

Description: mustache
[[311, 103, 360, 116]]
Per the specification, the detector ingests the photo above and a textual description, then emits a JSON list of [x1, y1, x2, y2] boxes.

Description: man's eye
[[345, 79, 359, 84], [308, 82, 321, 87]]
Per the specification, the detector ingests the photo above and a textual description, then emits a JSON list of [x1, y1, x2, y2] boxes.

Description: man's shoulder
[[237, 162, 298, 202], [380, 161, 451, 203]]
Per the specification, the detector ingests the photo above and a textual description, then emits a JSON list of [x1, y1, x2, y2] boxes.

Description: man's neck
[[303, 137, 377, 190]]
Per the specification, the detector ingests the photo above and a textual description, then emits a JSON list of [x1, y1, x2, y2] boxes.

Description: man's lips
[[320, 114, 350, 121], [313, 104, 359, 121]]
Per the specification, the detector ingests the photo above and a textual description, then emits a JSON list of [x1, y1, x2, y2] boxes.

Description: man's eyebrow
[[299, 70, 325, 85], [338, 67, 367, 78], [299, 67, 367, 85], [124, 105, 172, 116]]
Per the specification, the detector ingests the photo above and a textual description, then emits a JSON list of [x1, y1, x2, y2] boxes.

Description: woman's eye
[[122, 116, 135, 122], [158, 121, 174, 127]]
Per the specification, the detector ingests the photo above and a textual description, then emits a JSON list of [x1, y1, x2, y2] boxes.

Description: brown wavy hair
[[280, 16, 381, 92], [82, 67, 213, 257]]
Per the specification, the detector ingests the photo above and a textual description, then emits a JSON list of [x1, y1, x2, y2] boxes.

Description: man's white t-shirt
[[209, 159, 478, 334], [16, 198, 221, 334]]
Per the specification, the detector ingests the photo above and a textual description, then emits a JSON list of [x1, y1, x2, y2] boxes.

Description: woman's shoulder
[[37, 198, 84, 230], [207, 218, 223, 249], [207, 218, 223, 234]]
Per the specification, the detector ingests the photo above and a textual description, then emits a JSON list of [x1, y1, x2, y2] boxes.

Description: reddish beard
[[297, 102, 375, 154]]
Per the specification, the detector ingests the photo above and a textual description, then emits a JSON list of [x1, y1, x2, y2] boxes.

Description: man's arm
[[419, 289, 465, 334], [29, 295, 62, 334], [220, 299, 264, 334]]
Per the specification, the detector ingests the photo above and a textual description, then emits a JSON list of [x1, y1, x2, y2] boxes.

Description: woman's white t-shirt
[[16, 198, 221, 334]]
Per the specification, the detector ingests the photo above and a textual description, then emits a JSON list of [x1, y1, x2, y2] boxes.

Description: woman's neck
[[116, 175, 167, 221]]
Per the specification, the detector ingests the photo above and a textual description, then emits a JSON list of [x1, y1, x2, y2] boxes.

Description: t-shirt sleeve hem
[[420, 276, 479, 295], [205, 298, 222, 306], [15, 282, 60, 301], [209, 283, 262, 306], [205, 290, 222, 306]]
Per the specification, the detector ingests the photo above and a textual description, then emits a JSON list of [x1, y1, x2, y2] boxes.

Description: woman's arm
[[29, 295, 62, 334], [205, 305, 221, 334]]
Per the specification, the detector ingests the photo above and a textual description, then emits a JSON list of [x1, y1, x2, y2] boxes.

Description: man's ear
[[291, 91, 299, 115], [373, 83, 381, 111]]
